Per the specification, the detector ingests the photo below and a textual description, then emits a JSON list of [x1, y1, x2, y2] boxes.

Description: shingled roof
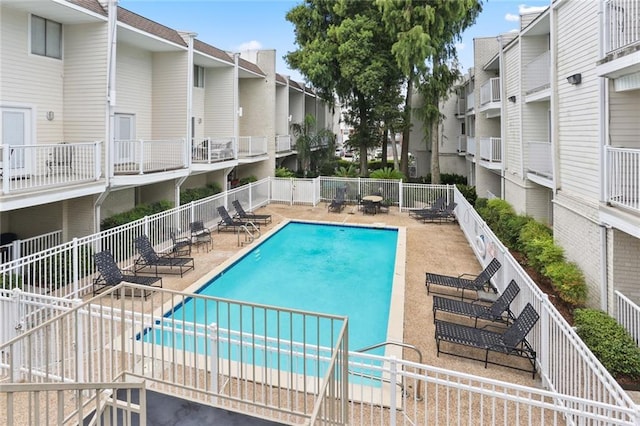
[[68, 0, 106, 16], [238, 57, 265, 76], [194, 40, 234, 64], [118, 7, 187, 47]]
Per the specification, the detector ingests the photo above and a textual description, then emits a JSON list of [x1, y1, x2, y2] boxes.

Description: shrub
[[456, 184, 477, 206], [275, 167, 295, 178], [180, 183, 222, 204], [419, 173, 467, 185], [101, 200, 173, 230], [544, 261, 587, 306], [574, 308, 640, 380], [481, 198, 515, 232], [369, 167, 405, 180], [518, 221, 553, 262], [501, 214, 534, 250], [238, 175, 257, 186], [334, 165, 358, 178]]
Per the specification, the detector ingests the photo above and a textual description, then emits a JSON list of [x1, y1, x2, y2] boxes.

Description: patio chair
[[362, 199, 377, 215], [327, 187, 346, 212], [46, 143, 73, 175], [434, 303, 539, 378], [133, 235, 195, 277], [432, 279, 520, 327], [189, 221, 212, 251], [170, 230, 192, 256], [232, 200, 272, 225], [217, 205, 258, 233], [426, 257, 501, 300], [409, 197, 446, 218], [416, 201, 457, 223], [93, 250, 162, 298]]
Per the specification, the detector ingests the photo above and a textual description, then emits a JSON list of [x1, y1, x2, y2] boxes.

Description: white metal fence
[[1, 142, 102, 195], [0, 230, 62, 263], [605, 146, 640, 212], [479, 137, 502, 163], [112, 139, 188, 175], [192, 137, 235, 162], [527, 141, 553, 178], [454, 187, 639, 419], [605, 0, 640, 53], [276, 134, 293, 152], [524, 50, 551, 94], [238, 136, 268, 157], [480, 77, 501, 105], [615, 290, 640, 346]]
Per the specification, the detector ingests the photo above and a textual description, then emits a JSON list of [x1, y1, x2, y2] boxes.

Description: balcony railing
[[457, 135, 467, 154], [456, 97, 466, 115], [466, 91, 475, 112], [524, 51, 551, 94], [1, 142, 102, 195], [527, 141, 553, 178], [479, 137, 502, 163], [112, 139, 188, 175], [0, 230, 62, 263], [192, 137, 235, 163], [467, 137, 476, 157], [480, 77, 501, 105], [605, 146, 640, 212], [238, 136, 268, 158], [276, 135, 292, 152], [605, 0, 640, 53]]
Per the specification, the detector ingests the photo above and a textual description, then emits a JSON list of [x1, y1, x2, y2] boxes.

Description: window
[[194, 65, 205, 88], [31, 15, 62, 59]]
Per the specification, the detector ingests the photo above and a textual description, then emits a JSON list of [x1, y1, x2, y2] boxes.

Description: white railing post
[[209, 323, 218, 405], [94, 141, 102, 180], [74, 299, 84, 383], [9, 289, 23, 381], [2, 144, 10, 194], [399, 181, 404, 211], [138, 139, 144, 174], [143, 216, 150, 238], [72, 238, 79, 298], [389, 355, 397, 426]]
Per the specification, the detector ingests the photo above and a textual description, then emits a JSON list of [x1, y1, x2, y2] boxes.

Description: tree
[[376, 0, 483, 180], [286, 0, 404, 177], [290, 114, 335, 177]]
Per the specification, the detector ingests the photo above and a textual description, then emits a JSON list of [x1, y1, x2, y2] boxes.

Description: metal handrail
[[237, 221, 261, 246], [355, 340, 423, 401]]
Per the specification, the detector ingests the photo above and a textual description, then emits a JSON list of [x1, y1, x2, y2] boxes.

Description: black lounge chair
[[93, 250, 162, 297], [133, 235, 195, 277], [327, 187, 346, 212], [232, 200, 272, 225], [434, 303, 539, 378], [416, 201, 457, 223], [189, 220, 212, 251], [409, 197, 446, 218], [433, 279, 520, 327], [426, 258, 501, 300], [217, 205, 259, 233]]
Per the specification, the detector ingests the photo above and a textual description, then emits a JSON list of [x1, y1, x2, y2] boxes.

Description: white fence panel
[[616, 290, 640, 346]]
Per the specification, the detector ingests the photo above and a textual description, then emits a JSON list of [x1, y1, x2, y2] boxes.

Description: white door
[[1, 107, 32, 176], [114, 114, 135, 164]]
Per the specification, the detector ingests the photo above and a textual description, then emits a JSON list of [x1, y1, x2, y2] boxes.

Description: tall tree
[[376, 0, 483, 179], [286, 0, 403, 177]]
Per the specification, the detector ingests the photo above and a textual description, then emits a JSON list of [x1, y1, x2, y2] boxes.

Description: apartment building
[[0, 0, 332, 258], [431, 0, 640, 312]]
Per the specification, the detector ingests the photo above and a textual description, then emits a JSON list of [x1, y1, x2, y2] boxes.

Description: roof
[[118, 7, 187, 47], [194, 39, 234, 64], [276, 74, 287, 85], [238, 57, 265, 76], [68, 0, 106, 16]]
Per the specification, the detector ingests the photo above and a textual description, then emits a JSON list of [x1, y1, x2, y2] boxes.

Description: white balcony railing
[[605, 0, 640, 53], [112, 139, 188, 175], [0, 230, 62, 263], [457, 135, 467, 154], [479, 137, 502, 163], [192, 137, 235, 163], [238, 136, 268, 158], [605, 146, 640, 212], [467, 137, 476, 156], [1, 142, 102, 195], [524, 50, 551, 94], [276, 135, 292, 152], [615, 290, 640, 346], [527, 141, 553, 178], [466, 91, 475, 112], [480, 77, 501, 105], [456, 97, 466, 115]]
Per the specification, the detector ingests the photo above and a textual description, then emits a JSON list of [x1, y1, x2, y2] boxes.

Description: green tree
[[290, 114, 335, 177]]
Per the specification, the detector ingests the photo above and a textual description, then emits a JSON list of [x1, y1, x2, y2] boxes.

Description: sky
[[118, 0, 550, 83]]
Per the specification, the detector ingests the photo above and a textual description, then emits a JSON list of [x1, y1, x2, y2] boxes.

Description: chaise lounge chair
[[232, 200, 272, 225], [426, 257, 501, 300], [327, 187, 346, 212], [133, 235, 195, 277], [434, 303, 539, 378], [415, 200, 457, 223], [217, 205, 259, 233], [93, 250, 162, 298], [432, 279, 520, 327], [409, 197, 446, 218]]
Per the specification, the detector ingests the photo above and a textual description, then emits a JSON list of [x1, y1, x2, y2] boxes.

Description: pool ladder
[[237, 221, 261, 247], [352, 341, 423, 401]]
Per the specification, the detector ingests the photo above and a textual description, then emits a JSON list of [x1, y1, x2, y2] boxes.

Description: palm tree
[[290, 114, 335, 177]]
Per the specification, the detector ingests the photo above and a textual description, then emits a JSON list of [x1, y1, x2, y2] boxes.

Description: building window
[[194, 65, 205, 88], [31, 15, 62, 59]]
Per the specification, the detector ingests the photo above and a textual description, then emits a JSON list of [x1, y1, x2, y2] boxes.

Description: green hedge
[[101, 200, 173, 230], [180, 182, 222, 204], [574, 308, 640, 380]]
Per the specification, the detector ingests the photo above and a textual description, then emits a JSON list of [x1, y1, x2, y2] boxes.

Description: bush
[[501, 214, 534, 250], [101, 200, 173, 230], [369, 167, 405, 180], [275, 167, 296, 178], [544, 261, 587, 306], [574, 309, 640, 380], [180, 182, 222, 204], [238, 175, 257, 186], [456, 184, 477, 206], [518, 221, 553, 261], [0, 273, 23, 290]]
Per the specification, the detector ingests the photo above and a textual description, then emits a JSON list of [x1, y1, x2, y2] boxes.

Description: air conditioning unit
[[409, 166, 417, 178]]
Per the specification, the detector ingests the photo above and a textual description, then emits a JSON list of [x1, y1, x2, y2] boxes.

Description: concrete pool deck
[[153, 201, 543, 390]]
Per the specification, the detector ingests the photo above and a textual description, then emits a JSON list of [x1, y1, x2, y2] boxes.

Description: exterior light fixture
[[46, 111, 55, 121], [567, 73, 582, 85], [508, 95, 516, 103]]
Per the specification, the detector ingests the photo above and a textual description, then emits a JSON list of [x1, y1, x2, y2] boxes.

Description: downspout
[[233, 53, 240, 159], [95, 0, 118, 233], [550, 0, 560, 194], [179, 31, 197, 208], [497, 34, 506, 199]]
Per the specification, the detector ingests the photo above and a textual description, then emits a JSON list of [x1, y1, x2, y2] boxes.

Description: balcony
[[478, 137, 502, 169], [479, 78, 501, 117], [237, 136, 268, 162], [598, 0, 640, 78], [191, 137, 235, 168], [1, 142, 104, 209], [466, 137, 476, 159], [526, 141, 553, 188], [455, 97, 466, 117], [605, 146, 640, 213], [111, 139, 189, 185], [275, 135, 293, 154], [466, 91, 475, 114], [457, 135, 467, 155], [524, 51, 551, 98]]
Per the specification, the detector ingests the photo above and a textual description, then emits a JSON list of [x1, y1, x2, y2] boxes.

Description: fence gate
[[292, 178, 317, 205]]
